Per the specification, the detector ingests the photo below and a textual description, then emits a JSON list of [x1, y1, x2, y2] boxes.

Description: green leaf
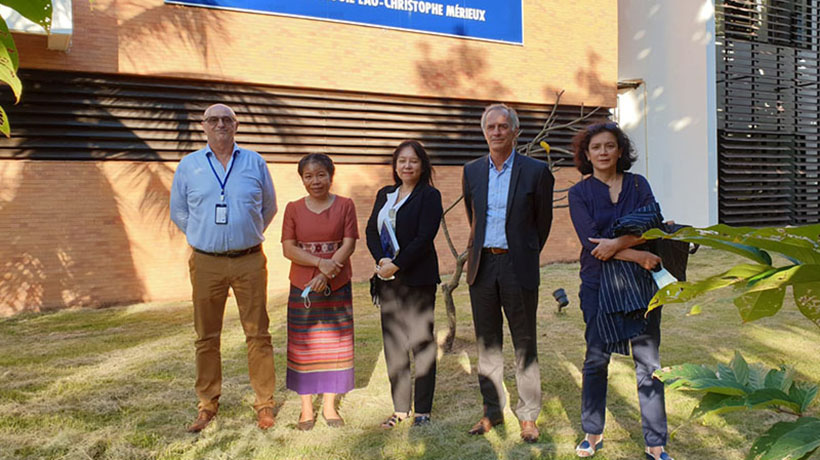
[[746, 388, 801, 413], [0, 104, 9, 137], [789, 382, 818, 414], [742, 225, 820, 265], [746, 265, 820, 293], [747, 417, 820, 460], [0, 32, 21, 103], [674, 377, 748, 395], [648, 264, 773, 312], [655, 363, 717, 385], [644, 226, 773, 265], [764, 366, 795, 393], [0, 15, 17, 71], [730, 351, 750, 387], [0, 1, 52, 33], [734, 287, 785, 323], [793, 281, 820, 328], [748, 363, 770, 391], [691, 392, 747, 418], [688, 304, 702, 316]]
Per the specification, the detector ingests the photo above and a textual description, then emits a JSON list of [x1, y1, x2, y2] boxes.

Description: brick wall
[[12, 0, 617, 108], [0, 159, 582, 315]]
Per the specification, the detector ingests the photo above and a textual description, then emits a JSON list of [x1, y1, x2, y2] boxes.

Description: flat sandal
[[576, 434, 604, 457], [380, 413, 406, 429]]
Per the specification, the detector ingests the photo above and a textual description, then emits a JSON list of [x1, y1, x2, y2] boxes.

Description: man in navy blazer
[[462, 103, 554, 443]]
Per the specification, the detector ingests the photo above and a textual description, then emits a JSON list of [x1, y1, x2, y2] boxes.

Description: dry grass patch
[[0, 249, 818, 459]]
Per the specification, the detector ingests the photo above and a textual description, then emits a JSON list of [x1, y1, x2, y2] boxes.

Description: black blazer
[[366, 183, 443, 286], [462, 153, 554, 290]]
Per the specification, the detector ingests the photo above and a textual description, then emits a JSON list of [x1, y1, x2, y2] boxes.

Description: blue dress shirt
[[170, 144, 277, 252], [483, 152, 514, 249]]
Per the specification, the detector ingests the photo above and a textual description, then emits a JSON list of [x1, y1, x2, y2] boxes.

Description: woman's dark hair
[[297, 153, 335, 178], [391, 140, 434, 186], [571, 120, 637, 175]]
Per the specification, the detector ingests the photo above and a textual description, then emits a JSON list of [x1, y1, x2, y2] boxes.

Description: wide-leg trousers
[[379, 281, 437, 414]]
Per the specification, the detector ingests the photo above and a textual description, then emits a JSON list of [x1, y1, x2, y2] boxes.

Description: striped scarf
[[596, 202, 663, 355]]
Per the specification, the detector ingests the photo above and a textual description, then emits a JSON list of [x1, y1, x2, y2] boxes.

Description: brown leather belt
[[193, 244, 261, 258], [482, 247, 509, 255]]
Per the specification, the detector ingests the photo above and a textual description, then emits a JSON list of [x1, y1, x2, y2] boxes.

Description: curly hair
[[571, 120, 637, 175]]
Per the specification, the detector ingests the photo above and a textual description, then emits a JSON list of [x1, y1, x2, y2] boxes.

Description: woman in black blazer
[[365, 140, 443, 428]]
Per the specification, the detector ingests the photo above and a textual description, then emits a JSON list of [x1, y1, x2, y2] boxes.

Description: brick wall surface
[[0, 159, 583, 316], [12, 0, 617, 108]]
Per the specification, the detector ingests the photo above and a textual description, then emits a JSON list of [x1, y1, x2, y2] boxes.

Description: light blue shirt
[[170, 144, 277, 252], [483, 152, 514, 249]]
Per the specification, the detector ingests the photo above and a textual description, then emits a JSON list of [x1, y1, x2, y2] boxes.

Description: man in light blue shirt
[[484, 152, 513, 249], [462, 103, 555, 443], [170, 103, 277, 432]]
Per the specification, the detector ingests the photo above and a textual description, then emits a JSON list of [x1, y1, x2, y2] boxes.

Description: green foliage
[[644, 224, 820, 327], [0, 0, 52, 136], [748, 417, 820, 460], [656, 352, 819, 460], [656, 352, 816, 418]]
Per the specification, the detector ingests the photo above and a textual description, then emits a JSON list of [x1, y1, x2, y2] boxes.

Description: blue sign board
[[165, 0, 523, 45]]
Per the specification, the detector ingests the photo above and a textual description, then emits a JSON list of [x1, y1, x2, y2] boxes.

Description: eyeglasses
[[587, 121, 618, 132], [204, 116, 236, 126]]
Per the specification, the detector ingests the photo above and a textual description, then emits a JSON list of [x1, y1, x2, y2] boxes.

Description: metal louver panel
[[716, 0, 820, 226], [0, 70, 605, 166]]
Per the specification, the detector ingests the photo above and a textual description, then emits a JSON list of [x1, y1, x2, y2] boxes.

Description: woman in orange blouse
[[281, 153, 359, 430]]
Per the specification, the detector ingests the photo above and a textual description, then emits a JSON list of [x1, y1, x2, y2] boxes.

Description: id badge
[[215, 203, 228, 224]]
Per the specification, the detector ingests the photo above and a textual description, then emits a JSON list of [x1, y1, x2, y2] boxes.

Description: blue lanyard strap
[[206, 150, 237, 199]]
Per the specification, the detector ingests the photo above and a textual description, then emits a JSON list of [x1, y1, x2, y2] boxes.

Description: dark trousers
[[579, 285, 668, 447], [469, 252, 541, 422], [379, 281, 437, 414]]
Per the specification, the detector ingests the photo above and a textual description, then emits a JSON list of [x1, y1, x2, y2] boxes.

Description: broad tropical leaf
[[644, 227, 773, 265], [746, 265, 820, 293], [648, 264, 773, 312], [0, 14, 17, 71], [734, 288, 786, 323], [0, 103, 9, 137], [655, 363, 748, 395], [789, 382, 819, 414], [655, 363, 717, 387], [747, 363, 770, 391], [730, 351, 750, 387], [747, 417, 820, 460], [0, 1, 52, 32], [746, 388, 801, 413], [765, 366, 795, 394], [0, 21, 21, 103], [793, 281, 820, 328], [691, 392, 747, 418]]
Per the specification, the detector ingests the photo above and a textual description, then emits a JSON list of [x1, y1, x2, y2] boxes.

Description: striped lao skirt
[[286, 282, 354, 395]]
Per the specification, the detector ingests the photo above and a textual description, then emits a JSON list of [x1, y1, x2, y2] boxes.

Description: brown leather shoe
[[520, 420, 540, 443], [468, 416, 503, 435], [187, 409, 216, 433], [257, 407, 276, 430]]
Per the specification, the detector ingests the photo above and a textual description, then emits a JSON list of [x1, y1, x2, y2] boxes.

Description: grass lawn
[[1, 248, 819, 460]]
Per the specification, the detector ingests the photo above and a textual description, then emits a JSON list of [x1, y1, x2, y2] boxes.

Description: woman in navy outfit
[[365, 140, 443, 428], [568, 122, 673, 460]]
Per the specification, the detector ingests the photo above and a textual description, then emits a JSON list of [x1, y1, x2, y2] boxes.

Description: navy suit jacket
[[462, 152, 554, 290]]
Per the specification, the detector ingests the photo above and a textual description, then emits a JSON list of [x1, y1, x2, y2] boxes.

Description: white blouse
[[377, 188, 410, 237]]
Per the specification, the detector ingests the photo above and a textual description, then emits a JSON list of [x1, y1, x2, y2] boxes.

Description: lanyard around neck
[[206, 151, 236, 201]]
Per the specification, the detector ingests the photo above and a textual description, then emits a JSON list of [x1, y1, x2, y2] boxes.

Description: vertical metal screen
[[717, 0, 820, 225]]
